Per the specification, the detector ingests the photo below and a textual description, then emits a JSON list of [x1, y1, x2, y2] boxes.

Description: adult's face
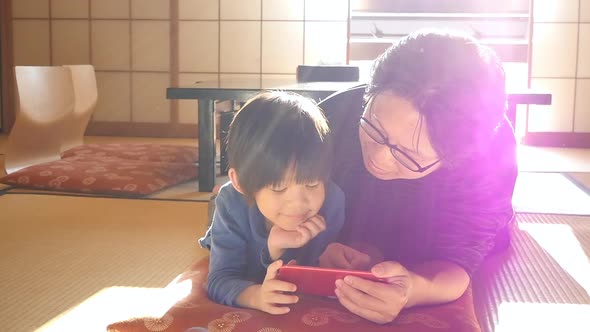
[[359, 92, 441, 180]]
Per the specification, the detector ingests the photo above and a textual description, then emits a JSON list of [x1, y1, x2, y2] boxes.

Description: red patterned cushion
[[62, 143, 198, 163], [0, 156, 198, 196], [107, 258, 481, 332]]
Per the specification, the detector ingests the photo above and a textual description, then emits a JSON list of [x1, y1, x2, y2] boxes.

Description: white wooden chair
[[5, 66, 74, 174], [60, 65, 98, 153]]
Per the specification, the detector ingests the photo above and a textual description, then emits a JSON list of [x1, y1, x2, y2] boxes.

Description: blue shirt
[[199, 181, 345, 306]]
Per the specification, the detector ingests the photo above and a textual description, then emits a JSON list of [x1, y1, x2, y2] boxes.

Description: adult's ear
[[228, 168, 244, 194]]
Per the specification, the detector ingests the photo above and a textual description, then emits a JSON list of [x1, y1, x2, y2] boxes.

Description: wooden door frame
[[0, 0, 15, 133]]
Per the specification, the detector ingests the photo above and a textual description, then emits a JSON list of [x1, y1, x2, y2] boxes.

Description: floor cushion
[[0, 155, 198, 196], [107, 257, 481, 332], [62, 143, 198, 164]]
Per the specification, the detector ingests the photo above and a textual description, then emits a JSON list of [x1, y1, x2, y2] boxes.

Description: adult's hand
[[319, 243, 371, 270], [334, 261, 413, 324]]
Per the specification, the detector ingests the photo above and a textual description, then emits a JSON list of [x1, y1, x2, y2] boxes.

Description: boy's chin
[[270, 222, 301, 232]]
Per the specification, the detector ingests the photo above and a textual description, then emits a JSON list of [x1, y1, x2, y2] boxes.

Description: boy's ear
[[228, 168, 244, 194]]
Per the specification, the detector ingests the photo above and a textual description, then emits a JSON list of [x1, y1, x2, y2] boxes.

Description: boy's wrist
[[236, 284, 262, 309], [268, 245, 285, 261]]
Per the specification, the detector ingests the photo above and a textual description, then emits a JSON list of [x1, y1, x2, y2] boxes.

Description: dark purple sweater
[[320, 85, 517, 275]]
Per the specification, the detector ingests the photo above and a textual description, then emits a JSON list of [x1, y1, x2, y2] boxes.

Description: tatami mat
[[518, 146, 590, 173], [1, 184, 215, 203], [566, 172, 590, 194], [0, 178, 223, 203], [513, 172, 590, 215], [82, 135, 197, 147], [147, 176, 228, 200], [0, 194, 210, 332], [2, 133, 590, 331], [473, 213, 590, 332]]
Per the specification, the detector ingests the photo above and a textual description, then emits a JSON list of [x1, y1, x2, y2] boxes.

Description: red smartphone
[[277, 265, 386, 297]]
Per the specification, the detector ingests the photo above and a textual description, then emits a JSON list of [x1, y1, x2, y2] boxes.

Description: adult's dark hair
[[227, 91, 332, 203], [367, 29, 507, 167]]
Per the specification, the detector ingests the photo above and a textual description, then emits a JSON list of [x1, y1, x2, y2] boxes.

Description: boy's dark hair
[[227, 91, 332, 203], [367, 29, 507, 167]]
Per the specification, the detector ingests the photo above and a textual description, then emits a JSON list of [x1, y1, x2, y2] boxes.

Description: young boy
[[199, 91, 344, 314]]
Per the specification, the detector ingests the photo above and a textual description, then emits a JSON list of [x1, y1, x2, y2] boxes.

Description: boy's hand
[[252, 260, 299, 314], [268, 215, 327, 260]]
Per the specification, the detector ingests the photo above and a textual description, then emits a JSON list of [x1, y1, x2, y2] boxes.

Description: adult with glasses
[[318, 30, 517, 324]]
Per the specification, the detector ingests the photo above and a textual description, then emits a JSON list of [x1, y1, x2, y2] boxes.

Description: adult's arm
[[334, 259, 469, 324], [430, 127, 518, 276], [334, 123, 518, 323]]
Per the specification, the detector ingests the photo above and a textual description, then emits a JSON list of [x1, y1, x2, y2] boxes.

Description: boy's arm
[[301, 183, 346, 265], [206, 191, 256, 306]]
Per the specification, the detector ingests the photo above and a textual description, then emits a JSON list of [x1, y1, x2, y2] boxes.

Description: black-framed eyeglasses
[[359, 116, 440, 173]]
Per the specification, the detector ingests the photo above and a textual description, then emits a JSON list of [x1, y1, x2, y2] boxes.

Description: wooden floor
[[1, 134, 590, 331]]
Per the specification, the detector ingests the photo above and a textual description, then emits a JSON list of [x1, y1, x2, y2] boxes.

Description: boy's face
[[254, 168, 326, 231]]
